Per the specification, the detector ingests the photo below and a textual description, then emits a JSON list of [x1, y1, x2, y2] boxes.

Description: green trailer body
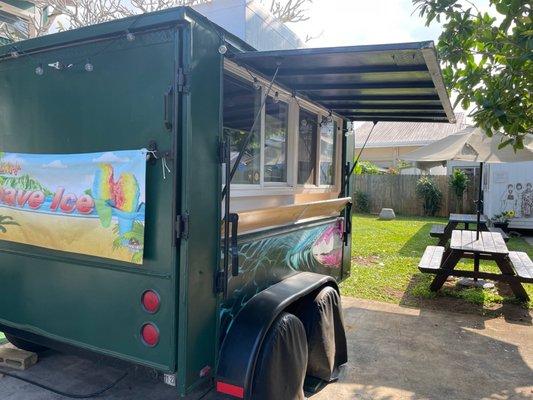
[[0, 7, 453, 398], [0, 9, 223, 394]]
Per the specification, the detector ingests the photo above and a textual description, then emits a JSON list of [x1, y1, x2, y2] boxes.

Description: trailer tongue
[[0, 7, 453, 399]]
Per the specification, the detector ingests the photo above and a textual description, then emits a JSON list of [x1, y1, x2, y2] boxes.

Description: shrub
[[354, 190, 370, 213], [449, 169, 469, 198], [416, 176, 443, 216], [354, 161, 382, 175], [449, 169, 469, 212]]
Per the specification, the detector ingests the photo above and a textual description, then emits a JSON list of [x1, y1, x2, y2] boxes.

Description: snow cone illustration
[[92, 163, 115, 202], [311, 222, 343, 267], [92, 163, 141, 247], [113, 172, 140, 236]]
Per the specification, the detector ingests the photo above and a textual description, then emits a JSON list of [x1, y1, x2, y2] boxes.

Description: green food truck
[[0, 7, 454, 399]]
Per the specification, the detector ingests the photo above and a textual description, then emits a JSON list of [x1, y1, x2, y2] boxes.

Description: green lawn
[[0, 332, 5, 345], [341, 214, 533, 311]]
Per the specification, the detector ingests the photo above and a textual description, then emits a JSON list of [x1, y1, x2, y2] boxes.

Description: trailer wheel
[[294, 286, 347, 382], [5, 334, 48, 353], [251, 312, 308, 400]]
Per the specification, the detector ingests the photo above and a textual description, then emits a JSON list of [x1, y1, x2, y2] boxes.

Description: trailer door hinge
[[176, 213, 190, 240], [214, 270, 226, 294], [218, 139, 229, 164], [177, 68, 189, 93]]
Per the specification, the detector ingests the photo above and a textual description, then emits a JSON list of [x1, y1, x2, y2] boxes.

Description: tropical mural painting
[[0, 150, 146, 264], [220, 219, 344, 339]]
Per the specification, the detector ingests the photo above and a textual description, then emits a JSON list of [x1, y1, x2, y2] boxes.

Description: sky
[[285, 0, 490, 122], [289, 0, 441, 47], [287, 0, 489, 48]]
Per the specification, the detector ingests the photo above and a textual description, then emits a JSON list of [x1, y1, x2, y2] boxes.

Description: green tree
[[449, 168, 469, 212], [413, 0, 532, 149]]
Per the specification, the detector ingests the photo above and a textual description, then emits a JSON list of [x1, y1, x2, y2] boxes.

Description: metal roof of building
[[231, 41, 455, 123], [355, 113, 467, 148]]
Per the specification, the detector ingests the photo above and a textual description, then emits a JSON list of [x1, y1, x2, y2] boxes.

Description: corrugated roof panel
[[355, 113, 467, 147]]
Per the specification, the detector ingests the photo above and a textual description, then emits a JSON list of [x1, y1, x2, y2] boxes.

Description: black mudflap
[[251, 312, 308, 400], [294, 286, 348, 383]]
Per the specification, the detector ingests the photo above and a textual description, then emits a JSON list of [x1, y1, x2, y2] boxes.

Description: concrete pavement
[[1, 297, 532, 400]]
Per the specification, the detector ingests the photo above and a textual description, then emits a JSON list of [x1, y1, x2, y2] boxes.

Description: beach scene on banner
[[0, 150, 146, 264]]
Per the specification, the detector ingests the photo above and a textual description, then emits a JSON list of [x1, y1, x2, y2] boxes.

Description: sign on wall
[[0, 150, 146, 264]]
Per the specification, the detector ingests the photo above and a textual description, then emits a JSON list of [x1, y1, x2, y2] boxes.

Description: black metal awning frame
[[228, 41, 455, 124]]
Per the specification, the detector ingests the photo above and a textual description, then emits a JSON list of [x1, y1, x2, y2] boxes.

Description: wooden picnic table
[[430, 213, 492, 246], [448, 213, 489, 229], [419, 230, 532, 302]]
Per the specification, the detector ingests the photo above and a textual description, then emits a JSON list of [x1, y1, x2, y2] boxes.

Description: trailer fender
[[216, 272, 339, 399]]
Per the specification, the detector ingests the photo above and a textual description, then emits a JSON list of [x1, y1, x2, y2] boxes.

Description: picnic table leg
[[494, 255, 530, 302], [465, 223, 469, 230], [473, 254, 480, 283], [439, 222, 458, 246], [429, 250, 462, 292]]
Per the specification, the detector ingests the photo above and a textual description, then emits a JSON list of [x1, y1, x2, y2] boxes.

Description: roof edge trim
[[420, 45, 456, 124]]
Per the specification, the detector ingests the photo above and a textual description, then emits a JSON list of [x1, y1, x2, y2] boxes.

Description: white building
[[355, 113, 469, 175], [193, 0, 304, 50]]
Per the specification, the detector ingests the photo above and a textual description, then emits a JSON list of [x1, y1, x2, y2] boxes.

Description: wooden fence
[[354, 174, 479, 218]]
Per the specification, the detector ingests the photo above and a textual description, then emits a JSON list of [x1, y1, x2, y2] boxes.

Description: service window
[[264, 96, 289, 183], [223, 73, 261, 184], [297, 109, 318, 185], [319, 120, 336, 186]]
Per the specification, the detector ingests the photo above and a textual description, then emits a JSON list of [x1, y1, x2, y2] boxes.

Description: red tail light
[[141, 323, 160, 347], [216, 381, 244, 398], [141, 290, 160, 314]]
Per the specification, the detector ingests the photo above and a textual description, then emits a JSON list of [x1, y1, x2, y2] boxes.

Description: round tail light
[[141, 290, 160, 314], [141, 323, 160, 347]]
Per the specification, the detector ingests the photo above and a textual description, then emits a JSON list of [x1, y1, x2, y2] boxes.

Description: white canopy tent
[[403, 126, 533, 170]]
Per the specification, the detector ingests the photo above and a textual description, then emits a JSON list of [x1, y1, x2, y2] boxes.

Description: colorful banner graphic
[[0, 150, 146, 264]]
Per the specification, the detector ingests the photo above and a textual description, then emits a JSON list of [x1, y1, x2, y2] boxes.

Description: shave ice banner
[[0, 150, 146, 264]]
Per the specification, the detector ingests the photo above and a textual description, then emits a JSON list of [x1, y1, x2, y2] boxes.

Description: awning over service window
[[230, 41, 455, 124]]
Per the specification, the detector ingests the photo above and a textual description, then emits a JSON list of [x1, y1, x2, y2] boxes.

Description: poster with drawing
[[0, 150, 146, 264], [499, 182, 533, 218]]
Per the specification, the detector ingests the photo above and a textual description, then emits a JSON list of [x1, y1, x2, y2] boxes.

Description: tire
[[251, 312, 308, 400], [5, 334, 48, 353], [294, 286, 348, 382]]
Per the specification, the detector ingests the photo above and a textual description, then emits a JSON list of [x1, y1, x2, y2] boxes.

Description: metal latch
[[229, 213, 239, 277], [176, 213, 190, 240], [343, 202, 353, 245]]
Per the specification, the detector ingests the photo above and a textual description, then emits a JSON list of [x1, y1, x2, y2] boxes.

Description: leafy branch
[[413, 0, 532, 149]]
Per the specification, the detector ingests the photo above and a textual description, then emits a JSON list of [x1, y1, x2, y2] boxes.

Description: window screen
[[298, 110, 318, 185], [223, 74, 261, 184], [264, 97, 289, 183], [320, 121, 336, 185]]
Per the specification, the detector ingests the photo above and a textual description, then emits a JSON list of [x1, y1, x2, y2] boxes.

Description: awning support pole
[[344, 120, 377, 195]]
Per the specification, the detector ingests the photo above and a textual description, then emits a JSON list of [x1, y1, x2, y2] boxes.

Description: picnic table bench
[[419, 230, 531, 302]]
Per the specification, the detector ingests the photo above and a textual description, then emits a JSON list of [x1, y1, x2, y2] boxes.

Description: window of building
[[264, 96, 289, 183], [297, 109, 318, 185], [320, 120, 336, 186], [223, 74, 261, 184]]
